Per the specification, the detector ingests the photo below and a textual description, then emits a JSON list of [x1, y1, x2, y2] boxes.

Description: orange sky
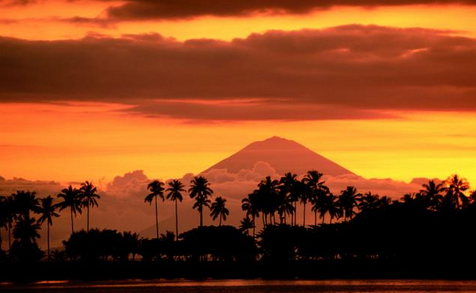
[[2, 102, 476, 185], [1, 0, 476, 188], [2, 3, 476, 40]]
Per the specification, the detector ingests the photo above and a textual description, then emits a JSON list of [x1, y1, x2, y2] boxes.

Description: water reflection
[[3, 279, 476, 293]]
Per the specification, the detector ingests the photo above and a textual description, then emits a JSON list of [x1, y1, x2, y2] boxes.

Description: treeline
[[0, 181, 99, 262], [1, 171, 476, 274]]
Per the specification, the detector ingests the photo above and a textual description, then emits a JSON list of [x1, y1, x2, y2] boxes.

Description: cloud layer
[[103, 0, 476, 20], [1, 25, 476, 121], [0, 166, 439, 250]]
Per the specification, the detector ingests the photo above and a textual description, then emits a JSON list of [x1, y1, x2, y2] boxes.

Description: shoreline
[[2, 260, 476, 283]]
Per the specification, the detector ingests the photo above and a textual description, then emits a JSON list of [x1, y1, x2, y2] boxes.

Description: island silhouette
[[1, 137, 476, 282]]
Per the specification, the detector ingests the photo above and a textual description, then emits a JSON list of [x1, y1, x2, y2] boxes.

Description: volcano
[[204, 136, 353, 176]]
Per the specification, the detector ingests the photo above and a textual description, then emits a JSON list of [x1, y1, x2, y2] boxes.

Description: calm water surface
[[2, 280, 476, 293]]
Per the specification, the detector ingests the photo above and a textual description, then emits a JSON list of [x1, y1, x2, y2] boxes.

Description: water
[[2, 280, 476, 293]]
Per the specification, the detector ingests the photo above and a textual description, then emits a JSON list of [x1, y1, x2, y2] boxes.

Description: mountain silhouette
[[204, 136, 353, 176]]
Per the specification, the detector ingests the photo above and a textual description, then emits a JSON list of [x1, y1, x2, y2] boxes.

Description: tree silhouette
[[239, 217, 254, 236], [279, 173, 298, 225], [12, 190, 40, 219], [470, 190, 476, 205], [242, 193, 260, 237], [210, 196, 229, 226], [13, 216, 41, 246], [444, 175, 470, 209], [255, 176, 280, 226], [326, 193, 340, 224], [189, 176, 213, 227], [311, 190, 330, 225], [420, 180, 446, 210], [37, 196, 59, 261], [0, 196, 5, 248], [0, 196, 15, 251], [277, 188, 295, 224], [357, 192, 381, 212], [122, 231, 140, 260], [57, 186, 82, 234], [166, 179, 185, 241], [8, 191, 41, 261], [80, 181, 100, 232], [337, 186, 360, 221], [145, 180, 165, 239], [302, 170, 327, 226]]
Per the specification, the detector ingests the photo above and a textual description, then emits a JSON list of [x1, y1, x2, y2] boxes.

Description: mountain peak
[[246, 136, 299, 149], [204, 136, 353, 176], [264, 136, 287, 141]]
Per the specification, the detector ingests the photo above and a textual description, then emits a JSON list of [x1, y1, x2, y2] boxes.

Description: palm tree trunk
[[47, 223, 50, 262], [70, 207, 74, 234], [294, 202, 297, 226], [175, 200, 178, 241], [8, 226, 11, 251], [314, 211, 317, 226], [87, 204, 90, 232], [252, 215, 256, 238], [303, 202, 306, 226], [199, 205, 203, 228], [155, 196, 159, 239], [219, 214, 222, 226]]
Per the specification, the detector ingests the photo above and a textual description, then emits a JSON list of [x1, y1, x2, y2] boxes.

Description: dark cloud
[[1, 25, 476, 120], [102, 0, 476, 20], [59, 17, 117, 29], [126, 99, 395, 121]]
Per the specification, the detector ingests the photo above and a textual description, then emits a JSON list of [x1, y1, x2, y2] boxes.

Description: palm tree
[[210, 196, 229, 226], [277, 188, 295, 224], [13, 216, 41, 246], [0, 196, 15, 251], [122, 231, 140, 261], [357, 192, 380, 212], [57, 185, 82, 234], [145, 180, 165, 239], [12, 190, 40, 219], [239, 217, 254, 235], [0, 196, 11, 251], [256, 176, 280, 225], [337, 186, 360, 222], [79, 181, 100, 232], [302, 171, 327, 226], [290, 180, 305, 226], [37, 196, 59, 261], [444, 175, 470, 209], [326, 193, 340, 224], [166, 179, 185, 241], [420, 180, 445, 210], [279, 172, 298, 225], [470, 190, 476, 206], [189, 176, 213, 227], [242, 194, 260, 237], [311, 190, 328, 225]]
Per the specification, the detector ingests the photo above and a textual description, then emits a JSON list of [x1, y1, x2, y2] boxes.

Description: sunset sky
[[1, 0, 476, 186]]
